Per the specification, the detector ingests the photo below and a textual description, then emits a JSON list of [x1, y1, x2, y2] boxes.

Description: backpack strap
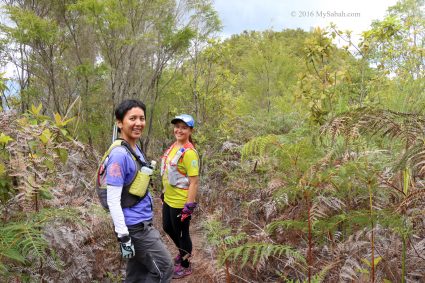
[[170, 142, 196, 165], [117, 139, 150, 168], [160, 142, 196, 175], [99, 139, 150, 178]]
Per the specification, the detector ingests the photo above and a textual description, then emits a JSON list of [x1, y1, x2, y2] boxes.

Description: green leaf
[[0, 163, 5, 175], [39, 187, 53, 200], [29, 119, 38, 125], [358, 268, 369, 274], [43, 159, 55, 171], [62, 117, 75, 126], [1, 248, 26, 263], [39, 129, 52, 144], [361, 258, 371, 267], [30, 103, 42, 116], [54, 113, 62, 126], [60, 129, 68, 136], [56, 148, 68, 164], [373, 256, 382, 267], [28, 140, 38, 151], [54, 113, 75, 128], [0, 133, 14, 145], [403, 168, 410, 195]]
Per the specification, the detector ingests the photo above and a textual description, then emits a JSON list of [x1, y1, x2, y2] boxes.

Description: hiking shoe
[[172, 264, 192, 279], [174, 254, 182, 266]]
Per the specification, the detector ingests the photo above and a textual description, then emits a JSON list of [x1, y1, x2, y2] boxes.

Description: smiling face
[[117, 107, 145, 145], [173, 121, 193, 144]]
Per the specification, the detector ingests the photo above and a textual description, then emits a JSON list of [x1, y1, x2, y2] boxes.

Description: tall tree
[[362, 0, 425, 112], [1, 0, 221, 151]]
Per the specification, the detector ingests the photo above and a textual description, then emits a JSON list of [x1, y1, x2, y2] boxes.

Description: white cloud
[[214, 0, 399, 40]]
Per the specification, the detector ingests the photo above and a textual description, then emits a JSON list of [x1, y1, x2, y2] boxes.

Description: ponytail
[[189, 135, 195, 148]]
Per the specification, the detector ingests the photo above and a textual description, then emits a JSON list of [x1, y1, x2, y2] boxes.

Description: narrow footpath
[[152, 197, 224, 283]]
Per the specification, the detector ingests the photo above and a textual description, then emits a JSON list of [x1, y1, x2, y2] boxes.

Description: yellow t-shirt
[[163, 145, 199, 208]]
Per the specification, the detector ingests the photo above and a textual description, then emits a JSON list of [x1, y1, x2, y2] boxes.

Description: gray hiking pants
[[125, 222, 173, 283]]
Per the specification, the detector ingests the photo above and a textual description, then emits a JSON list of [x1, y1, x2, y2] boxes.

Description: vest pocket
[[129, 171, 150, 197], [168, 164, 179, 186]]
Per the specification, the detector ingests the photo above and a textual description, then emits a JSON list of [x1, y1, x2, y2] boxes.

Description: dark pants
[[125, 222, 173, 283], [162, 202, 192, 266]]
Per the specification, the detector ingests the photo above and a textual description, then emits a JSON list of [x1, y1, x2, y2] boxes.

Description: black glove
[[119, 235, 135, 259]]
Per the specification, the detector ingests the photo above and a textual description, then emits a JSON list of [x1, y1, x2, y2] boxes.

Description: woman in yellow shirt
[[161, 114, 199, 279]]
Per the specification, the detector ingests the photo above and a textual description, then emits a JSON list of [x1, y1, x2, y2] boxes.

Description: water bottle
[[150, 160, 157, 170], [139, 165, 153, 188], [129, 165, 153, 197]]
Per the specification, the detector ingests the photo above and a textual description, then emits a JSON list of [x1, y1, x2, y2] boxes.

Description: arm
[[181, 173, 199, 222], [182, 149, 200, 203], [106, 185, 129, 237], [186, 175, 199, 203], [180, 148, 200, 221], [105, 148, 130, 237], [107, 185, 135, 258]]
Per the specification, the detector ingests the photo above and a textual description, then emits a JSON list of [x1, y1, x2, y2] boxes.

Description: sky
[[213, 0, 399, 42], [1, 0, 398, 81]]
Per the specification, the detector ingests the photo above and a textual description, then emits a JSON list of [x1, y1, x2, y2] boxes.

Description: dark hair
[[189, 135, 195, 148], [115, 99, 146, 121]]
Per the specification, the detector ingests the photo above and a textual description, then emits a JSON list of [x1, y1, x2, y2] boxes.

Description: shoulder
[[109, 146, 129, 158], [184, 148, 199, 160], [107, 146, 132, 165]]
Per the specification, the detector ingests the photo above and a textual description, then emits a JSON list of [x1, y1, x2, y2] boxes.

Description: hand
[[119, 235, 135, 259], [181, 202, 197, 222], [160, 192, 164, 204]]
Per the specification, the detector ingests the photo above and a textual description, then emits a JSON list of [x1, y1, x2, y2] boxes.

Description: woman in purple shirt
[[105, 99, 173, 282]]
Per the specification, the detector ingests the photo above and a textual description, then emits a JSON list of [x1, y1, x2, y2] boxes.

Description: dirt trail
[[152, 198, 221, 283]]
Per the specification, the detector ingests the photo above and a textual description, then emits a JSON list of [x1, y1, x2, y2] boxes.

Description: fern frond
[[16, 224, 48, 259], [274, 184, 304, 204], [322, 108, 425, 147], [241, 134, 280, 161], [316, 195, 345, 212], [267, 220, 308, 234], [0, 248, 25, 263], [397, 140, 425, 174], [313, 213, 347, 235], [32, 207, 82, 226], [339, 257, 361, 281], [309, 262, 336, 283], [221, 242, 305, 267], [0, 221, 49, 263], [42, 252, 64, 272], [224, 233, 247, 246], [310, 200, 328, 221], [202, 214, 232, 247], [396, 189, 425, 212]]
